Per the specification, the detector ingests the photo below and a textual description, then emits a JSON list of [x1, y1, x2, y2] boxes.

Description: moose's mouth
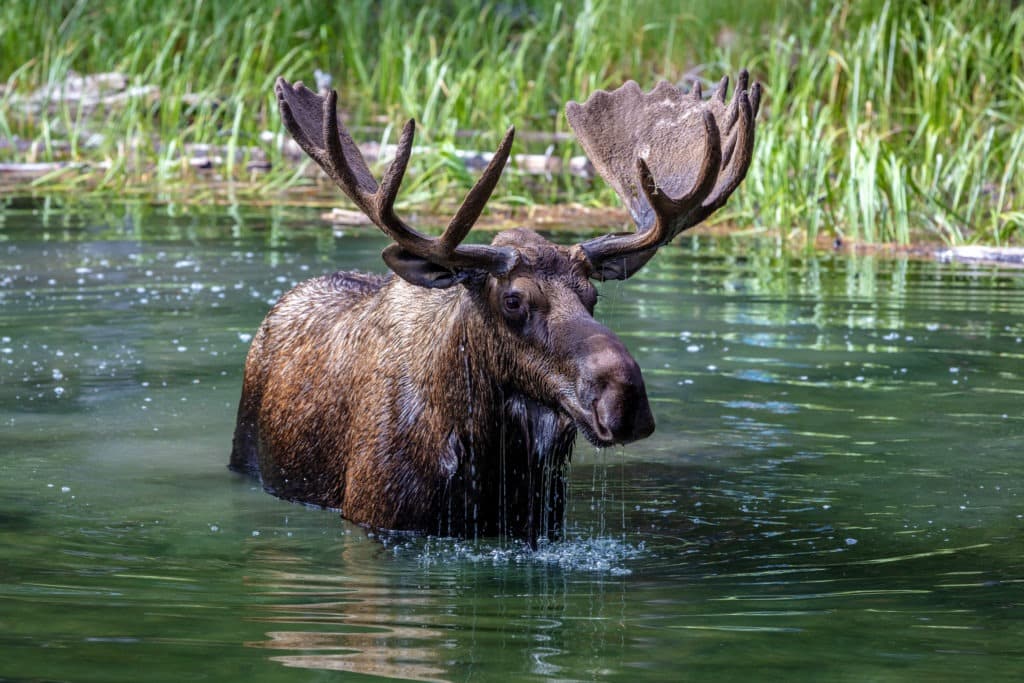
[[571, 398, 655, 448], [577, 419, 617, 448]]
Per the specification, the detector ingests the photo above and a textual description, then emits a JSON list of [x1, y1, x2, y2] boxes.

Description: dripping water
[[459, 327, 479, 542]]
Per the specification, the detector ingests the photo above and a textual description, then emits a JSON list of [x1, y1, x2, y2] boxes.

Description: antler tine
[[703, 89, 755, 212], [440, 125, 516, 254], [735, 69, 749, 96], [323, 89, 372, 208], [715, 74, 729, 103], [276, 77, 515, 280], [749, 80, 763, 119], [376, 118, 417, 230], [718, 69, 753, 167]]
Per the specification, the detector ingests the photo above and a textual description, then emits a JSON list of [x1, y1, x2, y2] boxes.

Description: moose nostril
[[590, 398, 616, 442]]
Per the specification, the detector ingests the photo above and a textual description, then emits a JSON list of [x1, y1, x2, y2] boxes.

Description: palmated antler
[[275, 77, 517, 287], [567, 71, 762, 280]]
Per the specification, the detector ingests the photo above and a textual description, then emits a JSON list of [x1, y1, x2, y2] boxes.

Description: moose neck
[[377, 277, 576, 542]]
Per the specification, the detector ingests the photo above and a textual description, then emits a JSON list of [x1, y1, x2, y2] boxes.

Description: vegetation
[[1, 0, 1022, 245]]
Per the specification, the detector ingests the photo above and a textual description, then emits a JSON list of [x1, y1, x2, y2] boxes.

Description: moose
[[230, 71, 761, 542]]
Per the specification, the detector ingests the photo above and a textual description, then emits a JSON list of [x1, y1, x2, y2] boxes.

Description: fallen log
[[938, 246, 1024, 266]]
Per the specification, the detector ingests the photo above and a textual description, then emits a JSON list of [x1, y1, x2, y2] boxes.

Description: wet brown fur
[[230, 229, 646, 542]]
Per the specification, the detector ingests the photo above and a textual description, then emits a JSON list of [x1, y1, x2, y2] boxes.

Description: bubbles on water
[[397, 533, 646, 576], [723, 400, 799, 415]]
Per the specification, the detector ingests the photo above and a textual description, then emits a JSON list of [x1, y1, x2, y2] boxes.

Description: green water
[[1, 199, 1023, 681]]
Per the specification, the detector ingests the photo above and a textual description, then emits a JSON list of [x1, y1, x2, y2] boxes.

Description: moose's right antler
[[567, 71, 762, 279], [276, 77, 517, 287]]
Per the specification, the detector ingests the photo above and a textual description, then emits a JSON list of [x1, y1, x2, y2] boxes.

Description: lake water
[[2, 198, 1023, 681]]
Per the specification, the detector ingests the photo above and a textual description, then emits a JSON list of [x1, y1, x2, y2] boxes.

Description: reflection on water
[[1, 198, 1023, 681], [248, 558, 450, 682]]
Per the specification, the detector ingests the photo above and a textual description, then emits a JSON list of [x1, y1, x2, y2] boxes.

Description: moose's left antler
[[567, 70, 762, 279]]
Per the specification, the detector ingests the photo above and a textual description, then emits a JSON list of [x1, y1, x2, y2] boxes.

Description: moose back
[[230, 72, 761, 542]]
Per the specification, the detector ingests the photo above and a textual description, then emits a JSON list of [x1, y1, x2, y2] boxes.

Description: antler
[[275, 77, 517, 286], [566, 71, 762, 280]]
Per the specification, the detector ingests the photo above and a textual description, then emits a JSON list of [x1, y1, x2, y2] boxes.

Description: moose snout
[[579, 331, 655, 445]]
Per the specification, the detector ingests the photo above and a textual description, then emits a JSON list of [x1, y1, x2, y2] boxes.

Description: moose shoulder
[[230, 73, 761, 543]]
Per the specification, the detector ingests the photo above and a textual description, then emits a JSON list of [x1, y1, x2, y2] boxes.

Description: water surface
[[2, 199, 1023, 681]]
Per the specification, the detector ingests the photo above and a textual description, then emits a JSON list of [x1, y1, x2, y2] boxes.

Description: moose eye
[[501, 291, 530, 327], [503, 293, 523, 314]]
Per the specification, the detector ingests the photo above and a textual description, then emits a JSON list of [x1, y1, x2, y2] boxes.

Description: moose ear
[[381, 245, 468, 289]]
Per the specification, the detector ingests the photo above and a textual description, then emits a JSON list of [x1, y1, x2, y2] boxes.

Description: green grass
[[1, 0, 1022, 245]]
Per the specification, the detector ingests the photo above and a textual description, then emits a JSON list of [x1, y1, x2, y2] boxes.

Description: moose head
[[230, 72, 760, 543]]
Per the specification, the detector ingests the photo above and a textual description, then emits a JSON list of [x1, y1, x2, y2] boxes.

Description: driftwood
[[2, 71, 594, 181], [938, 246, 1024, 267], [0, 138, 592, 180], [6, 72, 159, 116]]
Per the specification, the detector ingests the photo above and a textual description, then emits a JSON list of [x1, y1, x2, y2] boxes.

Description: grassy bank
[[1, 0, 1022, 245]]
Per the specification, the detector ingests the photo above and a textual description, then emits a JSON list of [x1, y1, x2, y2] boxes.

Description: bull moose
[[230, 71, 761, 542]]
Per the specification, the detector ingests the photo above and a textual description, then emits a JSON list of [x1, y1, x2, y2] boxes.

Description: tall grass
[[737, 0, 1024, 245], [1, 0, 1021, 245]]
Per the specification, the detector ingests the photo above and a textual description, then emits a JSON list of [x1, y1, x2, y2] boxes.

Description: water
[[2, 198, 1023, 681]]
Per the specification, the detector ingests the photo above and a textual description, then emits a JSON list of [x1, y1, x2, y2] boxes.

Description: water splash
[[387, 531, 646, 576]]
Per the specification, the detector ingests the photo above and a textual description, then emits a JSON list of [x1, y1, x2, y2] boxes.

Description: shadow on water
[[1, 198, 1023, 681]]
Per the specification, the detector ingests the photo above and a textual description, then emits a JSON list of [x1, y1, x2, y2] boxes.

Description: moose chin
[[230, 72, 761, 544]]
